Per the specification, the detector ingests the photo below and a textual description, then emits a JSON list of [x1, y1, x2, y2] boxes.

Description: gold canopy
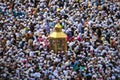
[[49, 23, 67, 53]]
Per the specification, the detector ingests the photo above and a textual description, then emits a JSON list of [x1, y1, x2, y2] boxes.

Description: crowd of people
[[0, 0, 120, 80]]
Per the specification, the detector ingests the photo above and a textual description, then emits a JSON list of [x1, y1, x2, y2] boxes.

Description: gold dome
[[49, 23, 67, 38], [54, 23, 62, 32]]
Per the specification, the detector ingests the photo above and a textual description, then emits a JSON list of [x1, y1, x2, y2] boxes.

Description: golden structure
[[49, 23, 67, 53]]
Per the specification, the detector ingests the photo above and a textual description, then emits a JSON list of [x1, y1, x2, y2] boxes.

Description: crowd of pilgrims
[[0, 0, 120, 80]]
